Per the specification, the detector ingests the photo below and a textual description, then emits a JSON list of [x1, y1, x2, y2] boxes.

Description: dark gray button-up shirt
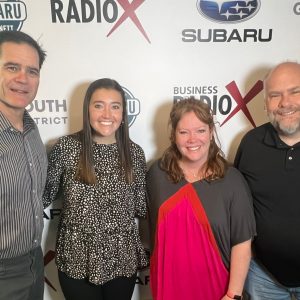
[[0, 110, 47, 259]]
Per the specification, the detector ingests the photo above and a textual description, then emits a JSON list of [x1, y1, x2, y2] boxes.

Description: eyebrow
[[3, 61, 40, 73], [288, 86, 300, 92], [177, 126, 207, 130], [92, 100, 122, 104], [268, 86, 300, 93], [27, 66, 40, 73], [2, 61, 19, 68]]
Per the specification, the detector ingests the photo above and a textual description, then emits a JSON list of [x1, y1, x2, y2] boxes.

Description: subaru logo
[[196, 0, 260, 23], [0, 1, 27, 31]]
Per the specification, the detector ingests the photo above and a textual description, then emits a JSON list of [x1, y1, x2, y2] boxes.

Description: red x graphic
[[44, 250, 57, 291], [221, 80, 263, 127], [107, 0, 151, 43]]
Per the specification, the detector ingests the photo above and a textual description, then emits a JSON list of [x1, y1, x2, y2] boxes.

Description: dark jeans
[[0, 246, 44, 300], [58, 270, 137, 300], [245, 259, 300, 300]]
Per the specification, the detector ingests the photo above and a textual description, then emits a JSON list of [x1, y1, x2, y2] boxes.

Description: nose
[[279, 93, 291, 108], [187, 132, 196, 143], [103, 105, 112, 118], [15, 70, 28, 83]]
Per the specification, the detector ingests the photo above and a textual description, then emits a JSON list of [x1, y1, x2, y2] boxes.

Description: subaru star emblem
[[196, 0, 260, 23]]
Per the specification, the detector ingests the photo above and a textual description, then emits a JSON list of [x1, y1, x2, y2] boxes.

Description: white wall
[[5, 0, 300, 299]]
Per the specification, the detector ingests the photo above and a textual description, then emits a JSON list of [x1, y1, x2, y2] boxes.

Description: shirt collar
[[263, 122, 300, 149], [0, 110, 36, 134], [23, 110, 36, 133], [0, 111, 12, 132]]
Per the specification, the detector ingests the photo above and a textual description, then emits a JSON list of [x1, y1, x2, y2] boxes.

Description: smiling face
[[175, 111, 212, 167], [265, 62, 300, 144], [89, 88, 123, 144], [0, 42, 40, 117]]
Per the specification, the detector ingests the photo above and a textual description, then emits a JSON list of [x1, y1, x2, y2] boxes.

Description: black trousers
[[58, 270, 137, 300]]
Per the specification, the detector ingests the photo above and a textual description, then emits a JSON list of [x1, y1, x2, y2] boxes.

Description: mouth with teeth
[[271, 105, 300, 121], [11, 88, 28, 94], [278, 110, 296, 116], [100, 121, 113, 125], [276, 110, 300, 120], [187, 146, 200, 151], [277, 106, 300, 116]]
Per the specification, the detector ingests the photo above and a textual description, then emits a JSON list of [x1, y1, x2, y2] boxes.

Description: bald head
[[264, 61, 300, 145], [264, 62, 300, 95]]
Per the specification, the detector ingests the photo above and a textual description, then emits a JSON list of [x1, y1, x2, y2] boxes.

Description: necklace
[[183, 169, 199, 179], [180, 164, 202, 182]]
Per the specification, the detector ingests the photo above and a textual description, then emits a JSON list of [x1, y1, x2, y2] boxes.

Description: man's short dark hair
[[0, 31, 46, 68]]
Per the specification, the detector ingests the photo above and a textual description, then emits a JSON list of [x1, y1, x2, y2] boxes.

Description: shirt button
[[35, 215, 39, 219], [288, 156, 293, 160], [32, 190, 36, 193]]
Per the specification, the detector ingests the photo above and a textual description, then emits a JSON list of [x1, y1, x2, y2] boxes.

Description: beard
[[268, 109, 300, 136]]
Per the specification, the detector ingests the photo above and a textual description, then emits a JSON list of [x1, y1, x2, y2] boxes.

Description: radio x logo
[[107, 0, 151, 43], [44, 250, 57, 291], [220, 80, 263, 127]]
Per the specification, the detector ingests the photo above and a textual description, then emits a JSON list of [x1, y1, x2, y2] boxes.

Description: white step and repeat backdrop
[[2, 0, 300, 299]]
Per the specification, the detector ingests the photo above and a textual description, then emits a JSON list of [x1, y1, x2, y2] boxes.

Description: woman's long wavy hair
[[160, 97, 228, 183], [75, 78, 133, 184]]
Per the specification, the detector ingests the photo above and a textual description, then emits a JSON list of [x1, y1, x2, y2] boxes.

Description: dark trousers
[[58, 270, 137, 300], [0, 246, 44, 300]]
